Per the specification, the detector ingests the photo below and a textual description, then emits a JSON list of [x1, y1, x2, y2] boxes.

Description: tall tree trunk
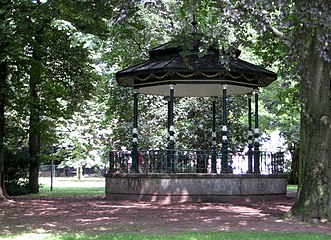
[[28, 83, 40, 193], [0, 62, 7, 200], [328, 93, 331, 219], [28, 0, 43, 193], [0, 0, 11, 201], [289, 29, 331, 222], [28, 31, 42, 194]]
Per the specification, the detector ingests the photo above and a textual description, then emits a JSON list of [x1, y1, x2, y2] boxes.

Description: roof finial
[[191, 0, 198, 34]]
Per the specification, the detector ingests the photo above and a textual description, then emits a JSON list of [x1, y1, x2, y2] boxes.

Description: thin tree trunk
[[28, 100, 40, 193], [28, 66, 41, 193], [0, 62, 7, 200], [289, 146, 299, 185], [289, 28, 331, 222], [28, 0, 44, 193], [28, 28, 43, 194]]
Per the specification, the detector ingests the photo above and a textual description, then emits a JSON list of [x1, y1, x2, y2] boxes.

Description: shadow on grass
[[5, 232, 331, 240]]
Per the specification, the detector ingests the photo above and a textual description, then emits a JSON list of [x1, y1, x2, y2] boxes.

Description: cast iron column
[[167, 97, 170, 142], [253, 89, 260, 173], [132, 89, 139, 173], [109, 150, 115, 173], [168, 84, 175, 172], [166, 96, 170, 170], [221, 84, 229, 173], [211, 98, 217, 173], [247, 94, 253, 173]]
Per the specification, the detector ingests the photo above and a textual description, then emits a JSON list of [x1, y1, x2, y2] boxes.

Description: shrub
[[4, 148, 30, 196]]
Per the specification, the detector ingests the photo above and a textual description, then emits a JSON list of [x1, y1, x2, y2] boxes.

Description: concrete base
[[104, 173, 287, 203]]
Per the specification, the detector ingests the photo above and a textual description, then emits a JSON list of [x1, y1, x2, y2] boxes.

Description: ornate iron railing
[[108, 149, 285, 174]]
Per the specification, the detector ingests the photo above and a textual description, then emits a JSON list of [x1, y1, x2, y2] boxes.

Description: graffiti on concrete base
[[127, 178, 142, 191]]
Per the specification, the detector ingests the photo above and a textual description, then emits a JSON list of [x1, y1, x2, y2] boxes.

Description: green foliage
[[53, 98, 111, 173], [174, 96, 247, 151], [4, 148, 30, 196], [260, 80, 300, 147], [0, 0, 137, 192], [100, 2, 173, 151]]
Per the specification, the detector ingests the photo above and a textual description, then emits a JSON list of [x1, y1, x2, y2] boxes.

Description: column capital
[[133, 88, 138, 94], [223, 84, 228, 89], [253, 89, 259, 94], [169, 84, 175, 90], [211, 96, 218, 101]]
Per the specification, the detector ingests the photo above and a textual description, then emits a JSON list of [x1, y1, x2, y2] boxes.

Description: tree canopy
[[0, 0, 330, 223]]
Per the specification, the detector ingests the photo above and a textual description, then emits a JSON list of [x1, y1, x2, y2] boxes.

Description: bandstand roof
[[116, 42, 277, 97]]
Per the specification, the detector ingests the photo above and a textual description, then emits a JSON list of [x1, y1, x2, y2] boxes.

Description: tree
[[235, 0, 331, 222], [290, 16, 330, 221], [56, 99, 109, 179], [0, 0, 138, 195], [0, 61, 6, 199], [182, 0, 331, 222], [23, 0, 138, 193], [100, 1, 173, 151], [259, 79, 300, 184], [0, 0, 28, 199]]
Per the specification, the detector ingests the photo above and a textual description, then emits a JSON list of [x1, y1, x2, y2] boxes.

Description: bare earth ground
[[1, 191, 331, 237]]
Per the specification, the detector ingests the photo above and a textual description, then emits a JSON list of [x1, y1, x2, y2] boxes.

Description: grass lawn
[[34, 177, 105, 197], [2, 232, 330, 240], [35, 177, 298, 197], [287, 185, 298, 191], [36, 186, 105, 197]]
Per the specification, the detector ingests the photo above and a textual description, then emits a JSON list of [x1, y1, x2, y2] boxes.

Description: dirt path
[[1, 192, 330, 236]]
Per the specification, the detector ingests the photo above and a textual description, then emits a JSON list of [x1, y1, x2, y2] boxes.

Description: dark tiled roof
[[116, 42, 277, 96]]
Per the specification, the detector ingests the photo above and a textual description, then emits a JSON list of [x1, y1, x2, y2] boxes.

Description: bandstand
[[104, 40, 287, 202]]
